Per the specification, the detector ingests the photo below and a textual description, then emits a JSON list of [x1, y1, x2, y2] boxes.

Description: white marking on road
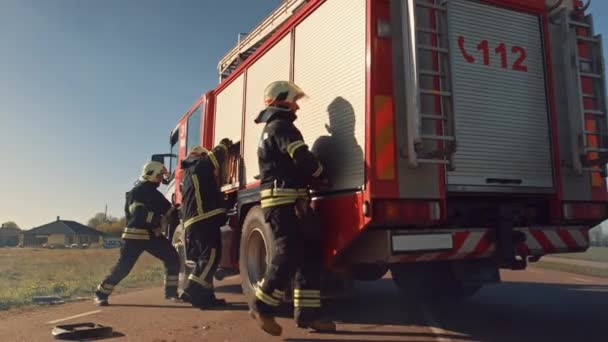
[[46, 310, 101, 324], [571, 277, 592, 283], [422, 305, 453, 342]]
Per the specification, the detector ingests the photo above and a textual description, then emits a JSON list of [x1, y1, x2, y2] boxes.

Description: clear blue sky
[[0, 0, 281, 229], [0, 1, 606, 229]]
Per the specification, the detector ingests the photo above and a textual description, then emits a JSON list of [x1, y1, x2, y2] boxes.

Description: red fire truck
[[153, 0, 608, 300]]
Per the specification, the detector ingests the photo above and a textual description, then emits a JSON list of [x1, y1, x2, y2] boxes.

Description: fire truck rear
[[155, 0, 608, 300]]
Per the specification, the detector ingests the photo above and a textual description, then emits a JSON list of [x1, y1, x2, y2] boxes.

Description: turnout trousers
[[182, 215, 223, 305], [252, 201, 323, 325], [96, 235, 180, 298]]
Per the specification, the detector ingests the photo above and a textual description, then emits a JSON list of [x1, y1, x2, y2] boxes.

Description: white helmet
[[264, 81, 306, 112], [188, 145, 208, 156], [140, 161, 168, 183]]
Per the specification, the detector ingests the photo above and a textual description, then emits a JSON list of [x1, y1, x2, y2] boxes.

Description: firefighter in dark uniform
[[179, 140, 232, 309], [249, 81, 336, 336], [94, 161, 180, 306]]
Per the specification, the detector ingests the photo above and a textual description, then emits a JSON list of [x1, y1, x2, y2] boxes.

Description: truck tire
[[239, 206, 276, 302], [390, 263, 481, 302]]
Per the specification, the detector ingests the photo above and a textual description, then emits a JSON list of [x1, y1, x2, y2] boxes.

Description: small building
[[103, 236, 123, 249], [22, 217, 104, 248], [0, 226, 21, 247]]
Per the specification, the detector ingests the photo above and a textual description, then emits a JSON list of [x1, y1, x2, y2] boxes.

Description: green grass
[[534, 260, 608, 278], [0, 247, 165, 311], [550, 247, 608, 263]]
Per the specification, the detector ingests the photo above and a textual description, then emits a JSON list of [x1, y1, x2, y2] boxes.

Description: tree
[[1, 221, 20, 230], [87, 213, 119, 229], [96, 217, 126, 237]]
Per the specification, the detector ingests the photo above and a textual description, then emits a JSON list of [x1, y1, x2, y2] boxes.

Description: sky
[[0, 0, 281, 229], [0, 1, 607, 230]]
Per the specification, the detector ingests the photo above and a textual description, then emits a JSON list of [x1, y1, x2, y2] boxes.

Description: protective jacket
[[255, 109, 324, 208], [180, 146, 227, 228], [123, 181, 172, 240]]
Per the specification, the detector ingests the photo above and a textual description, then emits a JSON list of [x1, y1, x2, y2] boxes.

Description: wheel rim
[[246, 227, 268, 287]]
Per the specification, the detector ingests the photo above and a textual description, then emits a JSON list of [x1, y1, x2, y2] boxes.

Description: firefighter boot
[[93, 293, 109, 307], [165, 286, 180, 301], [249, 310, 282, 336]]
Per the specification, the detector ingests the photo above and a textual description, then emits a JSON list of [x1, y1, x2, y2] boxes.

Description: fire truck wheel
[[239, 206, 276, 303], [390, 263, 481, 302]]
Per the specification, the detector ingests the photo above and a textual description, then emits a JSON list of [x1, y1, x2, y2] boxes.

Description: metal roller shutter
[[243, 35, 291, 184], [214, 74, 244, 146], [446, 0, 554, 189], [293, 0, 366, 191]]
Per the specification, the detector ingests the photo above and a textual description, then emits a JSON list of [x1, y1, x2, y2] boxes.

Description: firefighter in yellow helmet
[[249, 81, 335, 335], [178, 140, 232, 309], [94, 161, 180, 306]]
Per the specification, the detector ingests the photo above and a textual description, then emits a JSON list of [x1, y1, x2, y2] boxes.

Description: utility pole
[[104, 204, 108, 223]]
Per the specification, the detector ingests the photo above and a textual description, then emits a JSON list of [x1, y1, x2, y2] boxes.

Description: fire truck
[[153, 0, 608, 300]]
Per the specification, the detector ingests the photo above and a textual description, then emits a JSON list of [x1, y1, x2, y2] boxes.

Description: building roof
[[0, 227, 20, 237], [24, 220, 104, 237]]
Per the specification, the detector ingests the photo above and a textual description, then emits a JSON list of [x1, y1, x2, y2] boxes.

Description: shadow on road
[[426, 281, 608, 342], [81, 331, 125, 341], [304, 279, 608, 342], [281, 278, 608, 342]]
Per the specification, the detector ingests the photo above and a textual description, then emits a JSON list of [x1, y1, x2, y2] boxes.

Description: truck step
[[418, 45, 449, 53]]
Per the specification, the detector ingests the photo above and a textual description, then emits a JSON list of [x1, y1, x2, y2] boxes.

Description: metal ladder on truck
[[554, 5, 608, 176], [404, 0, 456, 169], [217, 0, 308, 82]]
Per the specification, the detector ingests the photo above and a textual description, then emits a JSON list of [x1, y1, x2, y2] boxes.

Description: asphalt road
[[1, 266, 607, 342]]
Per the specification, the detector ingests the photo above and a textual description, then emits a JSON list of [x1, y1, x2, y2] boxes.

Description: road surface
[[1, 266, 607, 342]]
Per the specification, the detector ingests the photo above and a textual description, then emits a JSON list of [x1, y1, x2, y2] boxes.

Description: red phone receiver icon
[[458, 36, 475, 63]]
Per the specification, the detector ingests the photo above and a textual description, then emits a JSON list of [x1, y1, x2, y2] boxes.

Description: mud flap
[[494, 206, 526, 270]]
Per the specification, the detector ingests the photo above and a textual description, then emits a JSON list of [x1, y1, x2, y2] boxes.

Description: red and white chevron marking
[[391, 226, 589, 264]]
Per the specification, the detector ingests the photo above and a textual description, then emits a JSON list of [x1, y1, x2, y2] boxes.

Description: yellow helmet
[[263, 81, 306, 112], [140, 161, 168, 183]]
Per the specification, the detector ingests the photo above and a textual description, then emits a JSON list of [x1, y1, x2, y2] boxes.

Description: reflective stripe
[[255, 287, 280, 306], [208, 152, 219, 170], [100, 283, 114, 290], [293, 289, 321, 297], [199, 248, 216, 284], [165, 275, 179, 280], [164, 280, 179, 287], [129, 202, 145, 214], [260, 188, 309, 199], [188, 274, 213, 289], [271, 289, 285, 300], [287, 140, 307, 158], [123, 228, 149, 235], [294, 300, 321, 308], [312, 162, 323, 178], [146, 212, 154, 223], [183, 208, 227, 228], [121, 233, 149, 240], [96, 285, 113, 295], [192, 175, 204, 216], [261, 197, 298, 208]]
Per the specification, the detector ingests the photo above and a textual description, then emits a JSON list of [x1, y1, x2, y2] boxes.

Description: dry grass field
[[0, 247, 165, 310]]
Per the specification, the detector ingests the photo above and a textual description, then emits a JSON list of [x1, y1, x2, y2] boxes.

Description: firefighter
[[94, 161, 180, 306], [249, 81, 336, 336], [178, 139, 232, 309]]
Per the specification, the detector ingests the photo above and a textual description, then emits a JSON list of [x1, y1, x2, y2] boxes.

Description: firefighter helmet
[[189, 145, 208, 156], [140, 161, 168, 183], [263, 81, 306, 112]]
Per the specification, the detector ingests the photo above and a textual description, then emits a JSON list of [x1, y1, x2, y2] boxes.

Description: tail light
[[563, 202, 608, 221], [373, 200, 441, 225]]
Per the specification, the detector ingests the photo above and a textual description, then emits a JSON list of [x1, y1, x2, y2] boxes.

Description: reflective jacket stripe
[[183, 208, 227, 228]]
